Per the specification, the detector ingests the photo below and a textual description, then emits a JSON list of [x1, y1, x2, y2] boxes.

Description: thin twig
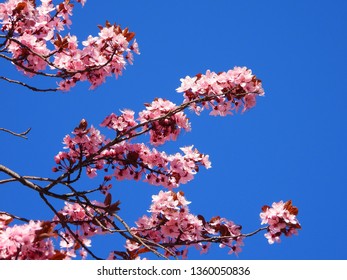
[[0, 211, 31, 223], [0, 127, 31, 139], [0, 76, 57, 92]]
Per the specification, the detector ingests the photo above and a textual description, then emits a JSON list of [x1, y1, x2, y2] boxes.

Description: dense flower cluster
[[176, 67, 264, 116], [125, 191, 244, 259], [0, 214, 58, 260], [53, 200, 118, 259], [260, 200, 301, 244], [0, 0, 139, 90], [138, 98, 191, 145], [53, 117, 211, 189], [0, 199, 119, 260], [52, 68, 265, 188]]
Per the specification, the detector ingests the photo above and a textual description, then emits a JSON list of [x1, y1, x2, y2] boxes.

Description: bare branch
[[0, 164, 41, 192], [0, 76, 58, 92], [0, 127, 31, 139], [0, 211, 31, 223]]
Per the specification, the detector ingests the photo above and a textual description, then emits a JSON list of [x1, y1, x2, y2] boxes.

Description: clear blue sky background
[[1, 0, 346, 260]]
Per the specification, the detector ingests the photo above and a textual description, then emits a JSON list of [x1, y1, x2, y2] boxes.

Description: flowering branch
[[0, 0, 301, 260], [0, 0, 139, 92]]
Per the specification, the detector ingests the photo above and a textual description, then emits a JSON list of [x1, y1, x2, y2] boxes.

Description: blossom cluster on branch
[[124, 191, 244, 259], [0, 197, 120, 260], [0, 0, 139, 91], [260, 200, 301, 244], [176, 67, 264, 116]]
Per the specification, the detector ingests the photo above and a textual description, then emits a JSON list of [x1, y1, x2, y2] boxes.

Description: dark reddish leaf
[[136, 247, 151, 255], [197, 214, 206, 225], [15, 2, 27, 13], [50, 251, 67, 260], [78, 118, 88, 130], [127, 151, 139, 167], [284, 200, 299, 215], [219, 224, 230, 237], [261, 205, 270, 212], [57, 3, 65, 12], [104, 193, 112, 206], [294, 223, 302, 229], [115, 25, 122, 34], [122, 27, 129, 35], [109, 200, 121, 213], [125, 32, 135, 42], [28, 0, 36, 8], [178, 190, 185, 197], [34, 221, 56, 242], [74, 242, 81, 250], [209, 216, 221, 223]]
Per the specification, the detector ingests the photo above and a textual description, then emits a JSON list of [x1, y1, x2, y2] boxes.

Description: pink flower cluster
[[0, 198, 118, 260], [138, 98, 191, 145], [126, 191, 244, 259], [0, 215, 57, 260], [101, 109, 138, 137], [53, 201, 114, 259], [260, 200, 301, 244], [176, 67, 264, 116], [54, 113, 211, 189], [0, 0, 139, 90]]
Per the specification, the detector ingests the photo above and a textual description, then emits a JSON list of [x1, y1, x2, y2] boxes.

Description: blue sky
[[0, 0, 346, 260]]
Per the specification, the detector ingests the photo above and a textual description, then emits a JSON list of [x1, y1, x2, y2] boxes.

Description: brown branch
[[157, 226, 269, 250], [0, 164, 42, 192], [0, 76, 57, 92], [0, 127, 31, 139], [0, 211, 30, 223], [0, 53, 58, 78]]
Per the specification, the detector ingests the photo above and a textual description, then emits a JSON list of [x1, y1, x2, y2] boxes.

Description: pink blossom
[[125, 239, 141, 252], [130, 191, 243, 258], [260, 200, 301, 244], [176, 67, 264, 116], [176, 75, 197, 92], [0, 220, 56, 260], [0, 0, 138, 91]]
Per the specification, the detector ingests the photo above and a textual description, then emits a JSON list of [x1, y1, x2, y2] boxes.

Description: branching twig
[[38, 191, 102, 260], [0, 127, 31, 139]]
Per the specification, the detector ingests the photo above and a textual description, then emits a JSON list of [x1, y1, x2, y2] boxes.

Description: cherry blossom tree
[[0, 0, 301, 260]]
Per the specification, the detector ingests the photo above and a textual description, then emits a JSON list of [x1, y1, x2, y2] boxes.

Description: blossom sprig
[[53, 66, 264, 189], [176, 67, 264, 116], [122, 191, 244, 259], [0, 194, 121, 260], [138, 98, 191, 146], [0, 0, 139, 91], [53, 117, 211, 189], [0, 214, 62, 260], [260, 200, 301, 244]]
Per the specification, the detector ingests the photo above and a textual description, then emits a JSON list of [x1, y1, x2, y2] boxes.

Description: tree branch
[[0, 127, 31, 139], [0, 76, 57, 92]]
